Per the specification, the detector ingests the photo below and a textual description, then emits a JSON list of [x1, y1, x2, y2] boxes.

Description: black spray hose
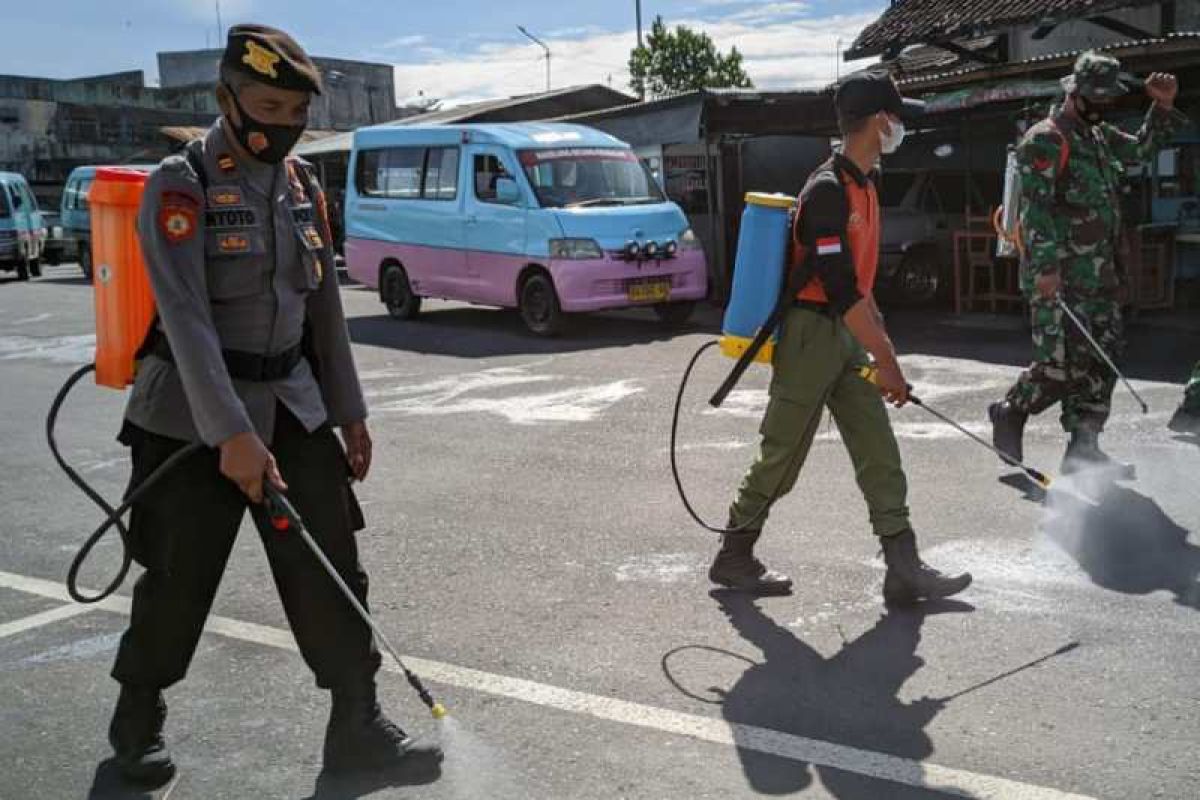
[[47, 363, 203, 603], [670, 339, 830, 535]]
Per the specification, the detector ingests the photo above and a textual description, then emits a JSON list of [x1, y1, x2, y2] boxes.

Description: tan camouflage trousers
[[1004, 293, 1123, 433]]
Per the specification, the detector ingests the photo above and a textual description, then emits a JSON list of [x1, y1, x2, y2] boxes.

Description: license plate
[[628, 280, 670, 303]]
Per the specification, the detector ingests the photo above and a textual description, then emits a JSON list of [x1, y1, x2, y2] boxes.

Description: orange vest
[[794, 167, 879, 304]]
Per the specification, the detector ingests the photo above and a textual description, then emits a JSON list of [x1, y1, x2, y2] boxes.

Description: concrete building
[[0, 51, 404, 206], [158, 49, 398, 129], [0, 71, 217, 204]]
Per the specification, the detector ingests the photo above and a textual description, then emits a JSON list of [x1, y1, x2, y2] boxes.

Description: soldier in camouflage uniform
[[1168, 360, 1200, 434], [989, 52, 1181, 475]]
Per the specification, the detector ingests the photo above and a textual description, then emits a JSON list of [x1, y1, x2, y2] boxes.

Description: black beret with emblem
[[222, 24, 322, 94]]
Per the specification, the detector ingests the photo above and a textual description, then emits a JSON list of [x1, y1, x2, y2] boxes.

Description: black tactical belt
[[150, 337, 303, 382], [794, 299, 834, 316]]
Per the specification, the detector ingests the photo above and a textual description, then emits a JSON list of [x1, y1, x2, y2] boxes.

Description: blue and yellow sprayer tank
[[719, 192, 796, 365]]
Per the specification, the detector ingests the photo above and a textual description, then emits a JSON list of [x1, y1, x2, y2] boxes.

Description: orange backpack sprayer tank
[[46, 164, 202, 604], [89, 167, 157, 388]]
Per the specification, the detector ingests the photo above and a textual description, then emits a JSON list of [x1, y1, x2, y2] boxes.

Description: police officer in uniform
[[709, 72, 972, 605], [106, 25, 441, 784], [989, 53, 1180, 474]]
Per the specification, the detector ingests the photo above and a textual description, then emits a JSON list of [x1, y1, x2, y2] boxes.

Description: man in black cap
[[106, 24, 441, 784], [711, 71, 972, 605]]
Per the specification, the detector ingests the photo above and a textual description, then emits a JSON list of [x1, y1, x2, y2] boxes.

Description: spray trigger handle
[[857, 365, 919, 403], [263, 486, 301, 533]]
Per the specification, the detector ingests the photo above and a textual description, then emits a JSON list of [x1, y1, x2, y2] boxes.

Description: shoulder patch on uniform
[[217, 153, 236, 173], [159, 191, 199, 243]]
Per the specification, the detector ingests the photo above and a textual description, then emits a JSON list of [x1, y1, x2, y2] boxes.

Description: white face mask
[[880, 117, 906, 154]]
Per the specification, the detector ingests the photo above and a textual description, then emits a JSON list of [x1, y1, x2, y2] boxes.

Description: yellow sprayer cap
[[744, 192, 795, 209], [431, 703, 448, 719]]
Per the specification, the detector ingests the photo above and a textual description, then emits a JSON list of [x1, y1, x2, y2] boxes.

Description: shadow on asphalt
[[882, 309, 1197, 385], [998, 472, 1048, 503], [33, 275, 91, 287], [1043, 485, 1200, 610], [299, 752, 444, 799], [689, 591, 981, 799], [85, 758, 170, 799], [346, 299, 708, 359]]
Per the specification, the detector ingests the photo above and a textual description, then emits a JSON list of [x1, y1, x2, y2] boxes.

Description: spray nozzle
[[406, 669, 447, 719]]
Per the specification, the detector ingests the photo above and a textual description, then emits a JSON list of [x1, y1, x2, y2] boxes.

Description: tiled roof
[[848, 0, 1162, 59], [892, 36, 999, 77], [896, 31, 1200, 89]]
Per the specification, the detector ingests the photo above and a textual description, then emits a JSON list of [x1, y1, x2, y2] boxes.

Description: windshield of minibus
[[518, 148, 665, 209]]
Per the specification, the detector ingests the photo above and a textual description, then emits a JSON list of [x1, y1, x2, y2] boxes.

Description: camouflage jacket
[[1016, 103, 1179, 292]]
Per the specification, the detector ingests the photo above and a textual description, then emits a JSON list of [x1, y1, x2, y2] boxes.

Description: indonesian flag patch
[[816, 236, 842, 256], [158, 193, 198, 244]]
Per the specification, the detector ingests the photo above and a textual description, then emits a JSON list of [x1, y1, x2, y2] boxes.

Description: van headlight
[[550, 238, 604, 259], [678, 227, 701, 250]]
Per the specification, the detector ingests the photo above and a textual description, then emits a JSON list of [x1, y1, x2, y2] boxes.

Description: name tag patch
[[290, 204, 314, 226], [816, 236, 842, 256], [205, 207, 257, 229]]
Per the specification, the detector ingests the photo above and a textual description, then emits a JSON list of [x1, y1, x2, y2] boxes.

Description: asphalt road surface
[[2, 263, 1197, 799]]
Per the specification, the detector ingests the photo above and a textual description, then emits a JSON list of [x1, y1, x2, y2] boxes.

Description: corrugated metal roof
[[848, 0, 1162, 59], [898, 31, 1200, 89], [295, 84, 635, 156], [551, 87, 830, 125]]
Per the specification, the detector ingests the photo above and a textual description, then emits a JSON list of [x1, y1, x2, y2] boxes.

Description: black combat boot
[[323, 680, 444, 773], [108, 685, 175, 786], [881, 529, 972, 606], [1168, 405, 1200, 435], [708, 528, 793, 595], [1061, 429, 1135, 479], [988, 401, 1028, 464]]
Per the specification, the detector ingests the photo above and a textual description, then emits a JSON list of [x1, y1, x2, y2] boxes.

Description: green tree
[[628, 16, 753, 99]]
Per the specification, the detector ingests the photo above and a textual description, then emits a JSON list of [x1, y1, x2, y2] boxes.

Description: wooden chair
[[953, 209, 1021, 313]]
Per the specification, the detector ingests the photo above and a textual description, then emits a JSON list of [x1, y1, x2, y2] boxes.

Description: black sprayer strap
[[184, 138, 209, 190], [708, 227, 813, 408], [707, 165, 847, 408], [135, 140, 208, 364]]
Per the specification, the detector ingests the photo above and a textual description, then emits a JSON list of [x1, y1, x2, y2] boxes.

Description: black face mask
[[224, 83, 306, 164], [1074, 95, 1110, 126]]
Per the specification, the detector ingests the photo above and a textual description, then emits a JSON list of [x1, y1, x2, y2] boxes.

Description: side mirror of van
[[495, 176, 522, 206]]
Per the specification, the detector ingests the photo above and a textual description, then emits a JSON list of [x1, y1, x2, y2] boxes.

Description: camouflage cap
[[1061, 51, 1129, 99], [221, 24, 322, 94]]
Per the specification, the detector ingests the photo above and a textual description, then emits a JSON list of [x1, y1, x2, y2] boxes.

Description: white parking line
[[0, 603, 95, 640], [0, 569, 1096, 800]]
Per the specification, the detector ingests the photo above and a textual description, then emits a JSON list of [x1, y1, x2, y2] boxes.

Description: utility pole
[[215, 0, 223, 43], [835, 37, 842, 81], [635, 0, 645, 100], [517, 25, 551, 92]]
